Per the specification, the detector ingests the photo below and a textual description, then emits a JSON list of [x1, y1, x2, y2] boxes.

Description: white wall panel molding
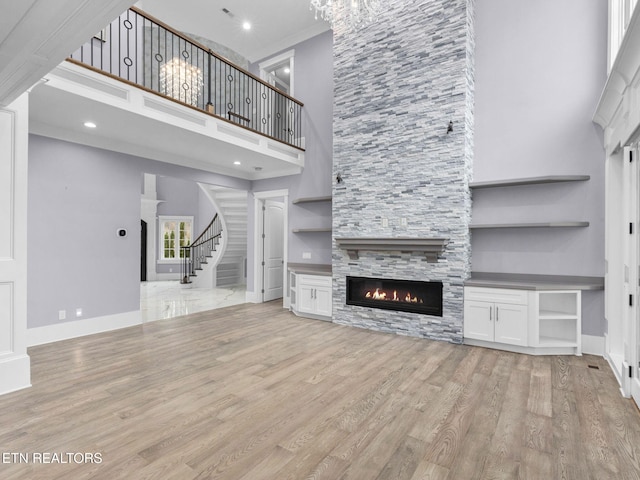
[[0, 94, 30, 395], [596, 3, 640, 153]]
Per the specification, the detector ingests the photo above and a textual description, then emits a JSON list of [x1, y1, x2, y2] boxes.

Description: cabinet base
[[290, 308, 332, 322], [464, 338, 581, 356]]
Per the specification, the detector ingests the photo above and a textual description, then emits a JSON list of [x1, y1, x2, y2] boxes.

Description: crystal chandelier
[[309, 0, 383, 30], [160, 58, 204, 107]]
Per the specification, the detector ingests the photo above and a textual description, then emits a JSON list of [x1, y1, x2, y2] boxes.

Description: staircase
[[180, 214, 222, 287], [196, 184, 248, 287]]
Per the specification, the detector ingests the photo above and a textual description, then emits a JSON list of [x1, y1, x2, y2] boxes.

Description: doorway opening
[[259, 49, 294, 96], [141, 220, 147, 282]]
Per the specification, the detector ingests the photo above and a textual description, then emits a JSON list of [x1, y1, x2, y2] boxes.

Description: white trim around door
[[252, 189, 289, 307]]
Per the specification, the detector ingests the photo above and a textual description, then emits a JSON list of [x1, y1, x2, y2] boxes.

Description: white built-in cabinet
[[464, 287, 581, 355], [464, 288, 529, 346], [289, 270, 332, 320]]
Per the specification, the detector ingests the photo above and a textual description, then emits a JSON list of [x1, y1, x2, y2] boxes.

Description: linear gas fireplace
[[346, 276, 443, 317]]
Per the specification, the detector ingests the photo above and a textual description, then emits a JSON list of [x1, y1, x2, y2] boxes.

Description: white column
[[141, 173, 161, 282], [0, 93, 31, 395]]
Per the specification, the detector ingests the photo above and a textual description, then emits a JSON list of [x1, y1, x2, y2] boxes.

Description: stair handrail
[[181, 213, 222, 284], [67, 7, 304, 150]]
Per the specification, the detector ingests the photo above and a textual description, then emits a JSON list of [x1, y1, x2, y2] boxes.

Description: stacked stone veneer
[[332, 0, 475, 343]]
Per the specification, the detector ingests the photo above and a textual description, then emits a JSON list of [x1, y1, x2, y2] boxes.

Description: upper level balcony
[[28, 7, 305, 180]]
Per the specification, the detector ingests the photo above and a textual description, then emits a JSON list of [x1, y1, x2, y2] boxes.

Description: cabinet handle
[[489, 306, 493, 321], [496, 306, 499, 322]]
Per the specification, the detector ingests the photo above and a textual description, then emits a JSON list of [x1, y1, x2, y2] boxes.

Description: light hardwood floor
[[1, 301, 640, 479]]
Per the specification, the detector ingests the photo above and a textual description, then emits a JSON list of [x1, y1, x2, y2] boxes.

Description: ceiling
[[1, 0, 328, 107], [135, 0, 330, 63]]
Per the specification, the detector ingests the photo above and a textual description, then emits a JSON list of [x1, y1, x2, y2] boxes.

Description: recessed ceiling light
[[242, 21, 251, 30], [284, 67, 290, 74], [234, 161, 241, 165], [84, 121, 97, 128]]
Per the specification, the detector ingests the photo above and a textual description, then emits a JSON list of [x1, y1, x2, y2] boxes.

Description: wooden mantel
[[335, 237, 450, 262]]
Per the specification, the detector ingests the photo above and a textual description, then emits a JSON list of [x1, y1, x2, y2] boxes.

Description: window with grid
[[159, 216, 193, 261]]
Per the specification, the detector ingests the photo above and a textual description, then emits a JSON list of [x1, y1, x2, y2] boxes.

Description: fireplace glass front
[[346, 276, 443, 316]]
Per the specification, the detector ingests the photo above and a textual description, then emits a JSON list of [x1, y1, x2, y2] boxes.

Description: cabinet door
[[314, 286, 332, 317], [494, 303, 528, 346], [464, 300, 494, 341], [298, 285, 315, 314]]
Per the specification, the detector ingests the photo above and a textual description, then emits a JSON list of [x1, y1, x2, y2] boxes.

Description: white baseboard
[[0, 354, 31, 395], [245, 291, 261, 303], [582, 334, 605, 356], [27, 310, 141, 347], [155, 273, 181, 281]]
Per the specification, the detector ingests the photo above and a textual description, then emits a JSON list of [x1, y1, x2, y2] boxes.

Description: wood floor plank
[[0, 301, 639, 479], [446, 351, 514, 479], [527, 356, 552, 417], [481, 359, 531, 479], [571, 361, 623, 479], [420, 371, 488, 469], [374, 434, 424, 480]]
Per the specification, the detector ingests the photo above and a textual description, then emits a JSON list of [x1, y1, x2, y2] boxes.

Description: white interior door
[[263, 200, 284, 302], [629, 144, 640, 407]]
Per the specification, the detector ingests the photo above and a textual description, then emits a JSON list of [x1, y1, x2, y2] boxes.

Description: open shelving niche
[[536, 290, 581, 348], [291, 195, 332, 234]]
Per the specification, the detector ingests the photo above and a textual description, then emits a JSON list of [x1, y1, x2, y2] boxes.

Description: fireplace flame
[[365, 288, 387, 300], [364, 288, 423, 304]]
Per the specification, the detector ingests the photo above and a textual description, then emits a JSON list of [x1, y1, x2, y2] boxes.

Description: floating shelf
[[335, 237, 449, 262], [292, 227, 332, 233], [292, 196, 332, 204], [470, 175, 590, 189], [470, 221, 589, 229]]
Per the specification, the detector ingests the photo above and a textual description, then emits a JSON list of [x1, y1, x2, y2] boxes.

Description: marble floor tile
[[140, 281, 247, 322]]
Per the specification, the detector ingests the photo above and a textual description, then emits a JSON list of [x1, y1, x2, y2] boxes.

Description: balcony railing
[[68, 7, 304, 150]]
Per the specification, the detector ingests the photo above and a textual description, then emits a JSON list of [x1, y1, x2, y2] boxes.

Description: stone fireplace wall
[[332, 0, 475, 343]]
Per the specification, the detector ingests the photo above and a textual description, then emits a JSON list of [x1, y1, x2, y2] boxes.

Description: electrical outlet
[[302, 252, 311, 259], [58, 310, 66, 320], [169, 268, 173, 273], [401, 217, 408, 227], [76, 308, 83, 318], [382, 217, 389, 228]]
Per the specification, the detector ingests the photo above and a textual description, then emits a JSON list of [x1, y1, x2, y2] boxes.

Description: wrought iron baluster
[[68, 8, 303, 149]]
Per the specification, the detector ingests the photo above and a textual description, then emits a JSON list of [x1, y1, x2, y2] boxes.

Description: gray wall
[[28, 134, 247, 329], [28, 135, 141, 328], [246, 30, 334, 292], [473, 0, 607, 335], [197, 185, 217, 235], [155, 175, 201, 275]]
